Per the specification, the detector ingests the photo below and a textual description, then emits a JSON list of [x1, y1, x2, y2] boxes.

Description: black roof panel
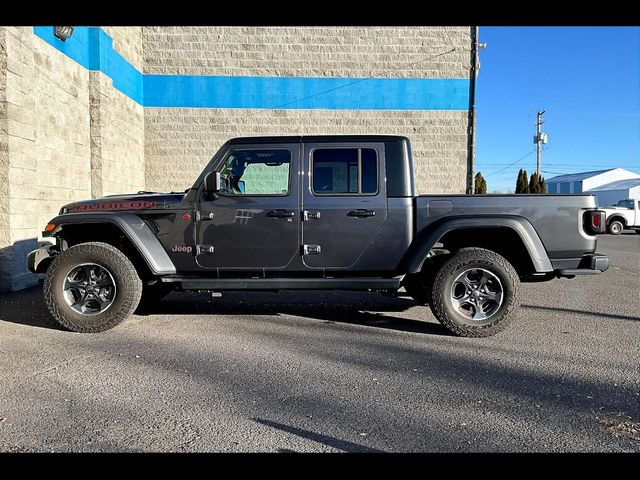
[[227, 135, 409, 144]]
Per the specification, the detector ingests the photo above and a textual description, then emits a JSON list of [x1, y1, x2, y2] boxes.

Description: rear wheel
[[44, 242, 142, 333], [609, 220, 624, 235], [430, 247, 521, 337]]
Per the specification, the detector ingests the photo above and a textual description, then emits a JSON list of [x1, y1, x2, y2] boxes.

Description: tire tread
[[430, 247, 521, 337], [44, 242, 142, 333]]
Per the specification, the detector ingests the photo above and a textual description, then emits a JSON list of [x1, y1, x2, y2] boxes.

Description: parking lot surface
[[0, 233, 638, 452]]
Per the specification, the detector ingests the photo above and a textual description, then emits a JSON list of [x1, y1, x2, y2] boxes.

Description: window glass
[[616, 199, 634, 209], [218, 149, 291, 195], [361, 148, 377, 194], [312, 148, 378, 195]]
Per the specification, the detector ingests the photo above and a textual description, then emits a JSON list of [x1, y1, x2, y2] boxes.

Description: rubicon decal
[[76, 201, 157, 211]]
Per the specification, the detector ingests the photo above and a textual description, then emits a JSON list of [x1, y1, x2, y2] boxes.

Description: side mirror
[[203, 171, 221, 196]]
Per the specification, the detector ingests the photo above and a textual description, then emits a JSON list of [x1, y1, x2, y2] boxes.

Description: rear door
[[301, 142, 387, 269]]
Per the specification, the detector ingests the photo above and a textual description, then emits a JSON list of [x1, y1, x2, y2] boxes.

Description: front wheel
[[430, 247, 521, 337], [44, 242, 142, 333], [608, 220, 624, 235]]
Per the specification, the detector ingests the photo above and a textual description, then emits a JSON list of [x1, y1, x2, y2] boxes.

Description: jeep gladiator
[[28, 136, 609, 336]]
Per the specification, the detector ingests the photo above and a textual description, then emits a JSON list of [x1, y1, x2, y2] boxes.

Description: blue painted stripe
[[33, 26, 94, 69], [143, 75, 469, 110], [33, 27, 469, 111], [33, 26, 143, 104]]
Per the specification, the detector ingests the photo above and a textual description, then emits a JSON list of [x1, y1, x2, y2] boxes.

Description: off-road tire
[[430, 247, 521, 337], [608, 220, 624, 235], [44, 242, 142, 333]]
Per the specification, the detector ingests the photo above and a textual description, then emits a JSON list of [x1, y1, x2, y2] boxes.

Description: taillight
[[584, 210, 605, 235]]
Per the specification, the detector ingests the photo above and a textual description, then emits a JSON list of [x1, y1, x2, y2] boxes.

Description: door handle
[[266, 209, 295, 218], [347, 209, 376, 218], [195, 211, 215, 221]]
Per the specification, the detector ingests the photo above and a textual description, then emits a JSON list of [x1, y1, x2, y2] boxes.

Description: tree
[[522, 169, 530, 193], [539, 175, 547, 194], [515, 169, 529, 194], [515, 169, 524, 193], [529, 172, 541, 194], [474, 172, 487, 194]]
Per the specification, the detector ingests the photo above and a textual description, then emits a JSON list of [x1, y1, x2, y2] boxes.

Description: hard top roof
[[227, 135, 409, 144]]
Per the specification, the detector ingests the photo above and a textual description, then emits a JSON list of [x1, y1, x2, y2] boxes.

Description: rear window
[[311, 148, 378, 195]]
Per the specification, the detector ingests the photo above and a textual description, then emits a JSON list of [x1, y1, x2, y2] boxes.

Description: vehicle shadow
[[0, 286, 450, 336], [0, 284, 64, 331], [137, 290, 451, 336]]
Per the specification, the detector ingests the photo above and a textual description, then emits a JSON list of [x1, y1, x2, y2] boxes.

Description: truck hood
[[61, 191, 188, 213]]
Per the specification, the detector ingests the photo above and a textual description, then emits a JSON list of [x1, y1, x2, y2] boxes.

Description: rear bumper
[[557, 253, 609, 277], [27, 243, 59, 274]]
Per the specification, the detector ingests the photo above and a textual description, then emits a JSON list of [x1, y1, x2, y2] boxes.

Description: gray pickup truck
[[28, 135, 609, 337]]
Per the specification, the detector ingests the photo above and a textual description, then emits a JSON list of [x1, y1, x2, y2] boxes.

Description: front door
[[195, 143, 300, 271], [301, 142, 388, 269]]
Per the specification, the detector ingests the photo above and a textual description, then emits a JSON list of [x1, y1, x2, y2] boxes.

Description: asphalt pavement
[[0, 233, 638, 452]]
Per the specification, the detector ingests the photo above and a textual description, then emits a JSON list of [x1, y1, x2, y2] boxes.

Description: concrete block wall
[[0, 27, 10, 290], [145, 108, 468, 194], [2, 27, 92, 290], [102, 27, 144, 71], [143, 27, 471, 194], [0, 27, 144, 291], [89, 71, 145, 198], [95, 27, 145, 198], [142, 26, 470, 78]]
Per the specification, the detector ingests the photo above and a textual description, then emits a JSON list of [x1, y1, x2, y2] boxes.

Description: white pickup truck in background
[[602, 199, 640, 234]]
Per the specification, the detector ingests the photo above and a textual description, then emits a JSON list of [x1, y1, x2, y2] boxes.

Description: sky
[[475, 27, 640, 193]]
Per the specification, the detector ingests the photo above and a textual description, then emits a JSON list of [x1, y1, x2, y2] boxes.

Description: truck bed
[[415, 194, 598, 262]]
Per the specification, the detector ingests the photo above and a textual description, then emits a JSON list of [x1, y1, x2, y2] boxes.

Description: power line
[[477, 163, 640, 168], [271, 47, 457, 109], [484, 149, 536, 177]]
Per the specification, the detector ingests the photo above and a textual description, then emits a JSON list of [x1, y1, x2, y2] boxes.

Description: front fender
[[400, 215, 554, 274], [27, 243, 59, 274], [45, 212, 176, 275]]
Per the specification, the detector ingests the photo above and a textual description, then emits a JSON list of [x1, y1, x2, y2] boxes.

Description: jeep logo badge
[[171, 245, 193, 253]]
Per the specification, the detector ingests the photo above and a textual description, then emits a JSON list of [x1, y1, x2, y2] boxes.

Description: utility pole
[[466, 27, 486, 194], [466, 27, 479, 194], [534, 110, 547, 177]]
